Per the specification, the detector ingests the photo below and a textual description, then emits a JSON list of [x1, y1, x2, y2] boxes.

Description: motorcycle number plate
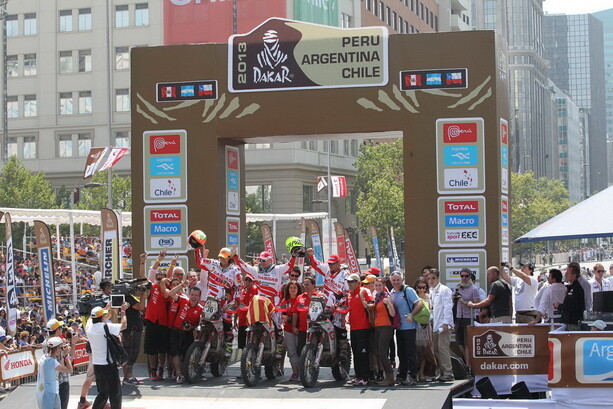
[[204, 299, 218, 319], [309, 302, 324, 320]]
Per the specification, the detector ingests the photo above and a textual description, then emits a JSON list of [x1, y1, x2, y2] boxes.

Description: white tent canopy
[[514, 185, 613, 243], [0, 208, 132, 226]]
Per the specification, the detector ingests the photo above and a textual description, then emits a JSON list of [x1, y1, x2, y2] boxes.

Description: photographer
[[46, 319, 70, 409], [85, 306, 127, 409], [36, 337, 73, 409]]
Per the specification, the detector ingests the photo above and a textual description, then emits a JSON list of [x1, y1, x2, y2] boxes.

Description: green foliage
[[245, 186, 266, 255], [75, 171, 132, 212], [0, 156, 56, 209], [354, 139, 404, 250]]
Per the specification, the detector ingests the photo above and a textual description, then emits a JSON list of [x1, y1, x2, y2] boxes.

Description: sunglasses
[[258, 258, 269, 262], [427, 277, 436, 280], [460, 274, 470, 278], [290, 274, 300, 278], [596, 270, 605, 273], [347, 280, 357, 283], [417, 286, 427, 289]]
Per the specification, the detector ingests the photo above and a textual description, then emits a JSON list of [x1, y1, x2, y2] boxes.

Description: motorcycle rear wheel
[[331, 342, 351, 381], [240, 343, 261, 386], [210, 354, 228, 377], [182, 341, 206, 384], [299, 343, 320, 388]]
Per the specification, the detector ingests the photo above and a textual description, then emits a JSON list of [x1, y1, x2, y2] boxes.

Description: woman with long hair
[[372, 278, 396, 386], [280, 280, 304, 381], [414, 277, 437, 381]]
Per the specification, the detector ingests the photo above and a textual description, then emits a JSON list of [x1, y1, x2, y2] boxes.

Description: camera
[[182, 321, 191, 330], [112, 278, 151, 296], [77, 292, 107, 316], [453, 288, 462, 302]]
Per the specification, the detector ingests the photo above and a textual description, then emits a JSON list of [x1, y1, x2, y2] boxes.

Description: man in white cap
[[86, 306, 127, 409], [588, 319, 607, 331]]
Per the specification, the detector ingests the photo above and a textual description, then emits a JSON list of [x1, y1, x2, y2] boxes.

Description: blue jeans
[[395, 328, 417, 380]]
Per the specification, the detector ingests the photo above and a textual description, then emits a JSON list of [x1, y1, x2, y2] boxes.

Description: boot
[[379, 372, 395, 387]]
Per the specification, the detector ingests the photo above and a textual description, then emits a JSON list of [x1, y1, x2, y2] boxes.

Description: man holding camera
[[502, 263, 538, 323], [121, 258, 148, 385]]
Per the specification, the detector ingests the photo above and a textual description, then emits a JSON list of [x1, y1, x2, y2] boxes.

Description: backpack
[[104, 324, 128, 366]]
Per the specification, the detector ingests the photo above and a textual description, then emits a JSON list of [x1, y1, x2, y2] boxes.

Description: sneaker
[[437, 375, 455, 382], [122, 377, 142, 385], [289, 373, 299, 382], [150, 370, 161, 381], [77, 400, 92, 409], [400, 376, 416, 386], [176, 374, 186, 384]]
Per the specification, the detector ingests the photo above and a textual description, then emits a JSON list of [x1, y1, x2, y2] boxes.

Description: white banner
[[99, 147, 130, 172], [330, 176, 347, 197], [0, 350, 36, 381]]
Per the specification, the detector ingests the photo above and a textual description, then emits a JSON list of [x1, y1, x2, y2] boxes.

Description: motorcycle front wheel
[[240, 343, 261, 386], [182, 341, 206, 384], [331, 341, 351, 381], [210, 354, 228, 377], [299, 343, 320, 388]]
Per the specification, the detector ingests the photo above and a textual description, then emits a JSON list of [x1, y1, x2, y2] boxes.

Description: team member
[[372, 278, 396, 386], [45, 318, 70, 409], [236, 273, 259, 350], [86, 306, 127, 409], [346, 273, 374, 386], [280, 280, 303, 381]]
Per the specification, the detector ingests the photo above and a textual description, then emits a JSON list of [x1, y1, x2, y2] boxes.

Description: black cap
[[519, 262, 534, 271]]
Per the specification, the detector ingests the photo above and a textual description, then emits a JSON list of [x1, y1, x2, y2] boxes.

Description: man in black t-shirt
[[468, 266, 513, 323], [121, 291, 146, 385]]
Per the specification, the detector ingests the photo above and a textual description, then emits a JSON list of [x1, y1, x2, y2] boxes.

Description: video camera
[[112, 277, 151, 296], [77, 292, 108, 316]]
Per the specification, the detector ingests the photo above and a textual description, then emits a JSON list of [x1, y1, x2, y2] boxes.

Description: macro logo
[[150, 134, 180, 154], [443, 122, 478, 143], [576, 337, 613, 383]]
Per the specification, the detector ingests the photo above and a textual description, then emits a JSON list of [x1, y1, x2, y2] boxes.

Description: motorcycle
[[298, 296, 351, 388], [240, 305, 287, 387], [182, 296, 231, 383]]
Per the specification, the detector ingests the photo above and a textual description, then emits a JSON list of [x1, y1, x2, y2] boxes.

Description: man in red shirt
[[236, 274, 258, 350], [346, 273, 374, 386], [168, 286, 204, 384]]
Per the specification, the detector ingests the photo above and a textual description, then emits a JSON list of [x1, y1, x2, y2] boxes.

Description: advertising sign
[[143, 130, 187, 203], [73, 342, 90, 366], [101, 209, 121, 282], [501, 195, 509, 246], [145, 255, 190, 272], [549, 332, 613, 387], [229, 18, 388, 92], [225, 146, 241, 216], [500, 118, 509, 194], [438, 249, 486, 287], [1, 212, 17, 334], [34, 221, 56, 323], [83, 147, 108, 179], [437, 196, 486, 247], [0, 350, 35, 382], [260, 224, 275, 261], [333, 222, 347, 263], [436, 118, 485, 194], [468, 324, 550, 376], [144, 205, 188, 253], [226, 217, 241, 253]]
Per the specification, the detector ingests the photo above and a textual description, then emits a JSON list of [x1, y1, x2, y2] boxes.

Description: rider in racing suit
[[194, 247, 241, 357]]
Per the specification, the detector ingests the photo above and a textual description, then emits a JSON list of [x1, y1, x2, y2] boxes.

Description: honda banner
[[260, 223, 276, 261], [34, 220, 56, 323], [101, 208, 120, 281]]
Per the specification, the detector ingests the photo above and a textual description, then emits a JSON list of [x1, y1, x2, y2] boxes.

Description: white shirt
[[85, 319, 122, 365], [512, 275, 538, 311], [578, 276, 592, 312], [429, 282, 454, 332], [535, 282, 567, 319], [588, 277, 612, 293]]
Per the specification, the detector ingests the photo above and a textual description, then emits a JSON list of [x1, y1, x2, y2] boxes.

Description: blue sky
[[543, 0, 612, 15]]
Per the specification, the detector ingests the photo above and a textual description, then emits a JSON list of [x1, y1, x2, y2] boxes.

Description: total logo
[[445, 200, 479, 213], [150, 134, 180, 154], [443, 122, 478, 143], [228, 221, 239, 233], [444, 168, 478, 189], [150, 209, 181, 221]]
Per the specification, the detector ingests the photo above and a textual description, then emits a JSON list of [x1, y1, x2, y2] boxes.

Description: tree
[[510, 172, 570, 239], [354, 139, 404, 251], [0, 156, 56, 209], [75, 171, 132, 212], [244, 186, 268, 256]]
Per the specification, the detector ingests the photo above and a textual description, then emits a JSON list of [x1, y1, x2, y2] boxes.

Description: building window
[[58, 134, 74, 157], [303, 185, 314, 212], [78, 49, 92, 72], [59, 10, 73, 32], [59, 51, 73, 73], [24, 13, 36, 35], [114, 131, 130, 148], [330, 140, 338, 154], [386, 6, 391, 25], [399, 16, 404, 33], [24, 54, 36, 76], [425, 7, 429, 24], [7, 15, 18, 37], [393, 11, 397, 30], [79, 8, 92, 31], [7, 96, 18, 118], [115, 47, 130, 70], [23, 136, 36, 159], [7, 55, 18, 77], [115, 89, 130, 112], [379, 2, 385, 21], [341, 13, 351, 28], [366, 0, 371, 11], [343, 140, 350, 155], [373, 0, 378, 16], [78, 133, 92, 156], [135, 3, 149, 26], [79, 91, 92, 114], [7, 137, 18, 157], [115, 5, 129, 28], [351, 140, 359, 157], [59, 92, 73, 115], [24, 95, 37, 118]]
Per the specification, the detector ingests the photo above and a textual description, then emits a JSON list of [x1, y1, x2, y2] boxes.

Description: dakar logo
[[105, 214, 114, 229], [473, 330, 505, 357], [253, 30, 292, 84]]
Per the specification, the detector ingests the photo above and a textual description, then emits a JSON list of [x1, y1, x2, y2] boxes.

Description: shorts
[[121, 329, 142, 366], [168, 328, 194, 358], [143, 319, 169, 355], [454, 318, 472, 347]]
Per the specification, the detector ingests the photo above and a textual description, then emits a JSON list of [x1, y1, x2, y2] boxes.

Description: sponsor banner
[[260, 224, 275, 261], [438, 196, 486, 247], [101, 209, 120, 282], [549, 332, 613, 387], [0, 349, 36, 381], [145, 255, 190, 272], [400, 68, 468, 91], [390, 226, 399, 271], [98, 147, 130, 172], [436, 118, 485, 194], [501, 247, 510, 264], [500, 118, 509, 194], [229, 18, 388, 92], [468, 325, 550, 376], [330, 175, 347, 198], [73, 342, 90, 366], [144, 205, 188, 254], [306, 220, 325, 286], [2, 212, 18, 334], [226, 217, 241, 252], [156, 80, 218, 102], [445, 267, 481, 282], [226, 146, 241, 216], [144, 130, 187, 203], [83, 147, 109, 179], [368, 225, 382, 273], [344, 229, 360, 276], [34, 221, 56, 323], [316, 176, 328, 193], [333, 222, 347, 263], [501, 195, 509, 246]]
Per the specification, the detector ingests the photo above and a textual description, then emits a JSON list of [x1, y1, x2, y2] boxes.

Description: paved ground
[[3, 362, 472, 409]]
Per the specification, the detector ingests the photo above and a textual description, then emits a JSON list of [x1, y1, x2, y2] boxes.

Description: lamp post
[[1, 0, 8, 162]]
